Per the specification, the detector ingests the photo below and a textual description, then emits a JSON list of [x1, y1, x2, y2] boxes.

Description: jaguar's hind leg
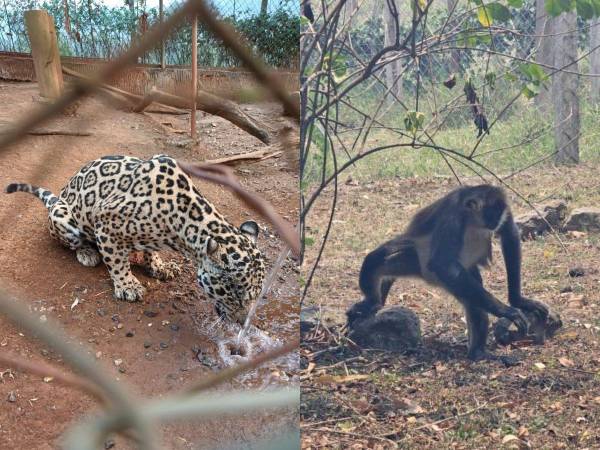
[[47, 201, 84, 250], [94, 225, 145, 302], [141, 252, 181, 281], [76, 245, 102, 267]]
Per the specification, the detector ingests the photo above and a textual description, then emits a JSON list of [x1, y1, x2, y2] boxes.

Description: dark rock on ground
[[348, 306, 422, 351]]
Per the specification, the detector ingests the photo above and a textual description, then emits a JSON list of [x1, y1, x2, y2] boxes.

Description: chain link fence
[[0, 0, 299, 68]]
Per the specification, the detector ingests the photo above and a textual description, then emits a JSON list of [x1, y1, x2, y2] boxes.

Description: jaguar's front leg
[[95, 226, 145, 301], [141, 252, 181, 281]]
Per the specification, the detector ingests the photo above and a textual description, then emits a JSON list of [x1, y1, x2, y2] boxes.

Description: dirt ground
[[301, 163, 600, 449], [0, 80, 299, 449]]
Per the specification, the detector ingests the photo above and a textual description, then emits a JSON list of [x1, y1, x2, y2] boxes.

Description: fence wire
[[0, 0, 299, 68], [0, 0, 300, 448]]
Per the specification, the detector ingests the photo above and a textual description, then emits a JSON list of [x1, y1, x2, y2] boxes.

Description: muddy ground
[[301, 164, 600, 449], [0, 80, 299, 449]]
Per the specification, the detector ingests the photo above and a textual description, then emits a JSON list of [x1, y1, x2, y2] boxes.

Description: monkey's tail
[[5, 183, 59, 211]]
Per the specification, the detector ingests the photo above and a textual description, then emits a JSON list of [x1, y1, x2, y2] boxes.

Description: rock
[[7, 391, 16, 403], [494, 309, 562, 346], [159, 342, 169, 349], [300, 306, 319, 334], [564, 207, 600, 232], [170, 324, 180, 332], [515, 200, 567, 240], [143, 341, 152, 349], [144, 310, 158, 318], [125, 331, 135, 337], [348, 306, 422, 351], [104, 439, 116, 449], [568, 267, 585, 277]]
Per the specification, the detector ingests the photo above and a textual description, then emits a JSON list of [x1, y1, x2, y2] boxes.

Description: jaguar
[[5, 154, 266, 324]]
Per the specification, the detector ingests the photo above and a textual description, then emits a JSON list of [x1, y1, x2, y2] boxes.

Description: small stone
[[40, 349, 49, 357], [116, 323, 124, 329], [144, 352, 153, 361], [114, 358, 123, 366], [143, 341, 151, 348], [144, 310, 158, 318], [111, 314, 120, 322], [170, 324, 180, 332], [160, 342, 169, 350], [97, 308, 106, 317], [95, 351, 102, 359], [126, 331, 135, 337], [104, 439, 116, 449], [7, 391, 16, 402], [118, 367, 126, 374], [569, 267, 585, 277]]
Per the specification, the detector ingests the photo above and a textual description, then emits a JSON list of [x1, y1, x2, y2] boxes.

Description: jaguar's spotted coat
[[6, 154, 266, 324]]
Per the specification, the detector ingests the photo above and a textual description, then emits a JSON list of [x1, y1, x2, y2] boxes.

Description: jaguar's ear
[[240, 220, 259, 242]]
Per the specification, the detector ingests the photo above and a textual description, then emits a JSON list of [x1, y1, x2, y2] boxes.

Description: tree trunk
[[446, 0, 460, 74], [383, 1, 402, 98], [553, 11, 579, 165], [534, 0, 554, 114], [260, 0, 268, 15], [591, 18, 600, 103]]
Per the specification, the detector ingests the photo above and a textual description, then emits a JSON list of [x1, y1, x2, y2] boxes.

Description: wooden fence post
[[24, 10, 64, 99], [191, 14, 198, 138]]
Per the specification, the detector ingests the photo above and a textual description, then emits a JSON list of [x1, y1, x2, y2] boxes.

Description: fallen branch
[[203, 149, 282, 166], [63, 68, 187, 115], [149, 88, 271, 144], [0, 128, 91, 137]]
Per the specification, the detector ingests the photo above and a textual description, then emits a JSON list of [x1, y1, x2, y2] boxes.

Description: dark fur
[[347, 184, 549, 362]]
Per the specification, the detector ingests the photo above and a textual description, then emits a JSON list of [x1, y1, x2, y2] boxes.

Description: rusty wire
[[0, 0, 300, 447]]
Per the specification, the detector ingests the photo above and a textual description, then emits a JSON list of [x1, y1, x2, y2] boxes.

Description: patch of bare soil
[[0, 80, 299, 449], [301, 165, 600, 449]]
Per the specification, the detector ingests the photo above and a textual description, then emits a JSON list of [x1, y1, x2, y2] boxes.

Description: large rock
[[515, 200, 567, 240], [493, 309, 562, 346], [564, 207, 600, 232], [348, 306, 422, 351]]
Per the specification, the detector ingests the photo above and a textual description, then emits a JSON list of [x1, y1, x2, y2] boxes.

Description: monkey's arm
[[428, 219, 528, 333], [498, 213, 549, 319]]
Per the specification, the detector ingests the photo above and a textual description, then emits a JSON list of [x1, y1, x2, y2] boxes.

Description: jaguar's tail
[[5, 183, 59, 210]]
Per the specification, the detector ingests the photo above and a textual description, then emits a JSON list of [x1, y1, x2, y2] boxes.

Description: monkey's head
[[462, 185, 509, 231]]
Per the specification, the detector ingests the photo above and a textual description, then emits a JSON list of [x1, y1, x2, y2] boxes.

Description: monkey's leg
[[464, 268, 520, 366], [347, 240, 420, 327], [429, 217, 529, 336], [498, 215, 549, 321]]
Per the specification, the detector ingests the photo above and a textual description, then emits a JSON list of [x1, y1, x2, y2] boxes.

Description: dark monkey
[[347, 185, 549, 362]]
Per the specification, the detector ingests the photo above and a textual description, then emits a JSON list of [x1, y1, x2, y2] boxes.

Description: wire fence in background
[[0, 0, 299, 68]]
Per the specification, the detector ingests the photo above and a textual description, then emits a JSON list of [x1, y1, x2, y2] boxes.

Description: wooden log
[[148, 88, 271, 144], [203, 149, 282, 166], [63, 67, 187, 115], [24, 10, 64, 99]]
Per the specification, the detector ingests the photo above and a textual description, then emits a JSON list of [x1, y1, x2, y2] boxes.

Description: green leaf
[[507, 0, 524, 7], [488, 2, 511, 21], [519, 62, 548, 82], [576, 0, 595, 18], [477, 6, 493, 27], [404, 111, 425, 135], [522, 82, 541, 98], [485, 72, 497, 89], [546, 0, 572, 15]]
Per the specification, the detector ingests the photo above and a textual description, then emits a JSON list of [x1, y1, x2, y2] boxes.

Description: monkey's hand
[[510, 296, 549, 322], [504, 306, 529, 335]]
